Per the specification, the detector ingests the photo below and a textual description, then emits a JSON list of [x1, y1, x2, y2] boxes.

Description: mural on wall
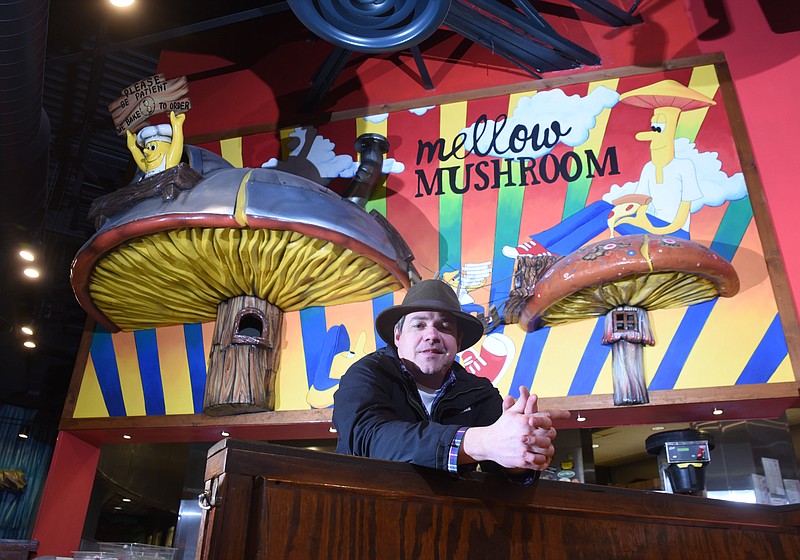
[[71, 61, 796, 419]]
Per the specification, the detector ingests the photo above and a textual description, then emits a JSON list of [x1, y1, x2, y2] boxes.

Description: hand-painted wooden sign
[[108, 74, 191, 135]]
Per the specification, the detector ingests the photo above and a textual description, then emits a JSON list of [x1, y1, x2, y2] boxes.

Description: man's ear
[[394, 326, 402, 346]]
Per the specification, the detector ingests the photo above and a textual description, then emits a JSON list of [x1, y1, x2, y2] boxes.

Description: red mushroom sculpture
[[507, 234, 739, 405]]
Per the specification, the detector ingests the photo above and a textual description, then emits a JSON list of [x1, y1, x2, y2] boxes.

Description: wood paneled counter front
[[197, 439, 800, 559]]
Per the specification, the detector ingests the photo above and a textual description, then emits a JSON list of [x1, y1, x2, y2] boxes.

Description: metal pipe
[[343, 133, 390, 208]]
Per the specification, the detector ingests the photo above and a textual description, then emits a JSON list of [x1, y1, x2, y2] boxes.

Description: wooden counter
[[197, 439, 800, 559]]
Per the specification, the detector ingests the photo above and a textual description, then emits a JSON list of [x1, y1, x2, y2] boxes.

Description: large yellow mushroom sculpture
[[72, 135, 418, 415], [507, 234, 739, 406]]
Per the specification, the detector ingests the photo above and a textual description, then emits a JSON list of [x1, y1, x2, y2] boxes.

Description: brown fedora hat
[[376, 279, 485, 351]]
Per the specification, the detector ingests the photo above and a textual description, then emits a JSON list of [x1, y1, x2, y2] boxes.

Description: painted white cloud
[[339, 158, 405, 178], [261, 128, 352, 178], [602, 137, 748, 212], [603, 181, 639, 203], [384, 159, 405, 174], [461, 86, 620, 159], [364, 113, 389, 124], [262, 127, 405, 179], [409, 106, 435, 116]]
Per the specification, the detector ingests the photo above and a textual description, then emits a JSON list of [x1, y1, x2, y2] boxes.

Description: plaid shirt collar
[[399, 361, 457, 419], [399, 361, 457, 391]]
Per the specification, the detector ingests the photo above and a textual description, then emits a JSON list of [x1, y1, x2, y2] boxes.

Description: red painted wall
[[157, 1, 800, 324], [688, 1, 800, 322], [159, 3, 703, 138]]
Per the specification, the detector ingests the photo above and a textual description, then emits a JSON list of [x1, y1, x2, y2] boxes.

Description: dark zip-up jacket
[[332, 345, 504, 472]]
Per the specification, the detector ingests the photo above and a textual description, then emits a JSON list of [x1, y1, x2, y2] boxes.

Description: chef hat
[[136, 124, 173, 147]]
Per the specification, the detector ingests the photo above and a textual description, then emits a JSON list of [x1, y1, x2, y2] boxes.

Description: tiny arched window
[[232, 307, 269, 347]]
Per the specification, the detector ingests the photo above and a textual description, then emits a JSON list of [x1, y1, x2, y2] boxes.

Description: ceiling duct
[[0, 0, 51, 225], [288, 0, 452, 53]]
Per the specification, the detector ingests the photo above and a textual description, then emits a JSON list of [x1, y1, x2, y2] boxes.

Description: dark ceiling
[[0, 0, 294, 419], [0, 0, 642, 424]]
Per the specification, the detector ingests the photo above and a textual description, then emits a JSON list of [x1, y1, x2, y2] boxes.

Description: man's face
[[395, 311, 460, 386]]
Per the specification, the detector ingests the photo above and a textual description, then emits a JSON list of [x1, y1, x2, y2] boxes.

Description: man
[[333, 279, 569, 480]]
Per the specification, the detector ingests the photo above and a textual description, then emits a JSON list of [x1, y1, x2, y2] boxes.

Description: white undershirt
[[417, 385, 443, 416]]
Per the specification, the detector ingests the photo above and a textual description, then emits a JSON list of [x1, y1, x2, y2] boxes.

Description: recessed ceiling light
[[713, 407, 724, 416], [122, 434, 132, 439], [21, 326, 34, 336], [221, 430, 230, 437], [329, 426, 337, 433], [122, 497, 131, 502], [592, 443, 599, 448], [109, 0, 135, 7], [19, 250, 34, 262], [114, 506, 122, 510], [23, 341, 36, 349], [651, 426, 665, 431], [576, 413, 586, 422], [23, 268, 40, 279]]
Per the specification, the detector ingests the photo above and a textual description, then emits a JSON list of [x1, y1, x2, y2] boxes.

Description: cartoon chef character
[[126, 110, 185, 179]]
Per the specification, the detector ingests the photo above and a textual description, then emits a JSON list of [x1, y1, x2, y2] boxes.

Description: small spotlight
[[19, 250, 35, 262], [329, 426, 338, 433], [576, 413, 586, 422], [651, 426, 665, 431], [122, 497, 131, 503], [110, 0, 135, 7], [712, 407, 724, 416], [114, 506, 123, 510], [592, 443, 599, 449], [23, 341, 36, 349], [220, 430, 230, 437], [18, 425, 30, 439], [23, 268, 40, 279], [122, 434, 132, 440], [20, 326, 34, 336]]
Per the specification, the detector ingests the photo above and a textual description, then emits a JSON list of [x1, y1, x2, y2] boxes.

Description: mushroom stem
[[609, 340, 649, 405], [603, 306, 652, 406], [204, 295, 283, 416]]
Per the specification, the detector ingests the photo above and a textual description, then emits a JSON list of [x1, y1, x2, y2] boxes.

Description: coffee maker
[[645, 429, 714, 496]]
